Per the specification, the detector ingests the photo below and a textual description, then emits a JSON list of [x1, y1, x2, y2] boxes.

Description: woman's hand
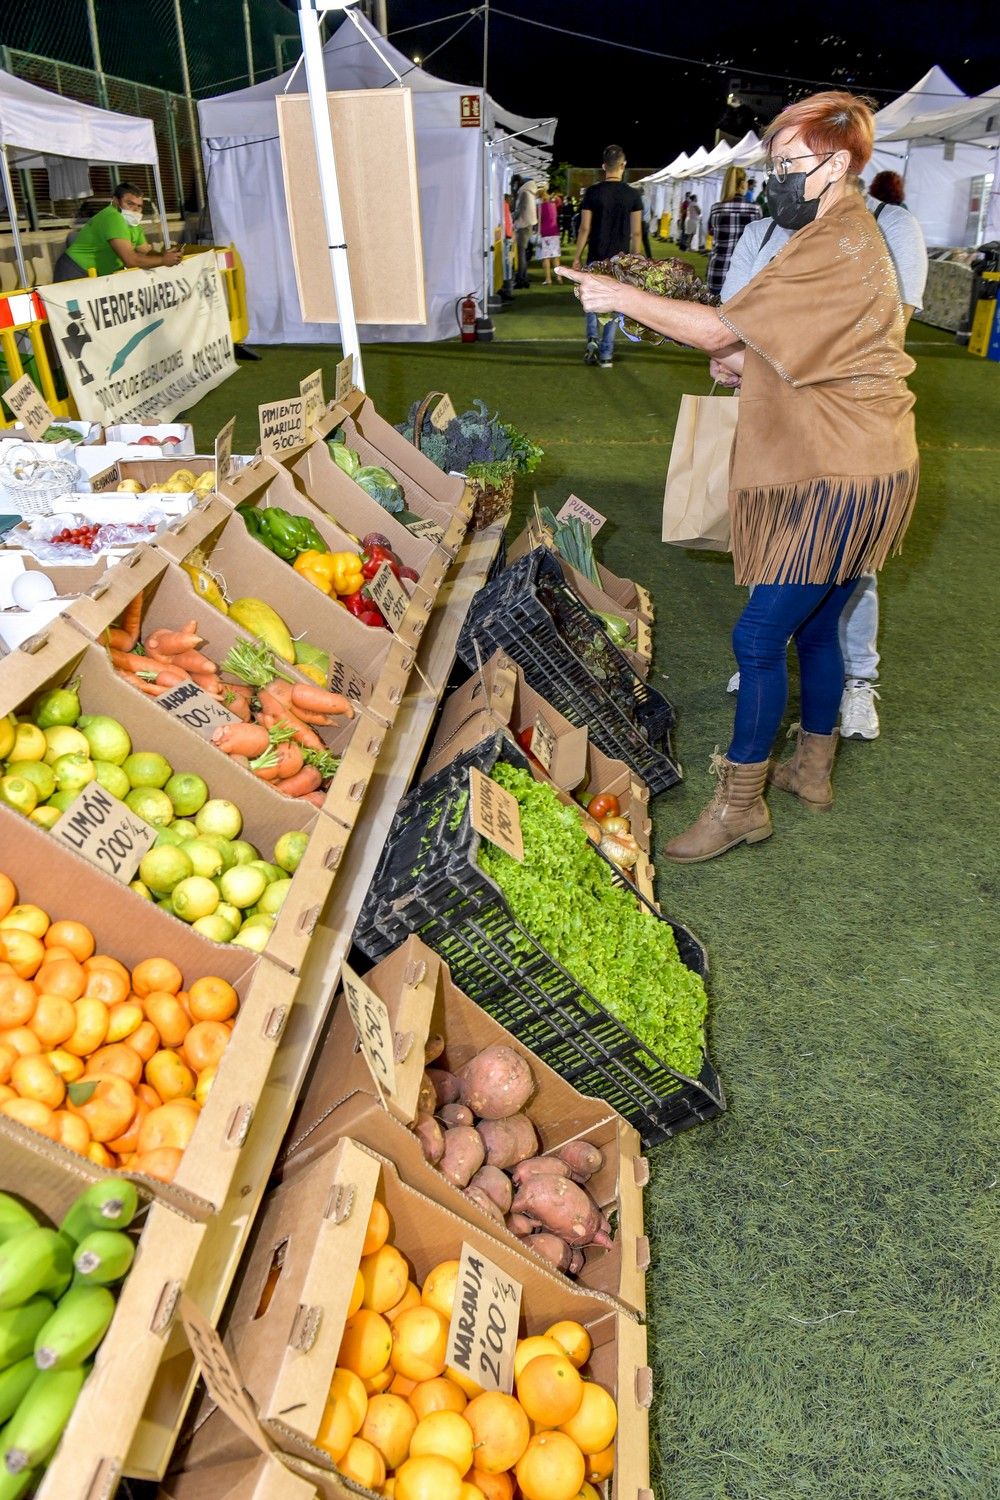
[[710, 356, 741, 388], [555, 265, 625, 315]]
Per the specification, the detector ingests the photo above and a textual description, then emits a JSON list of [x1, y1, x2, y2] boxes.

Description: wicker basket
[[0, 445, 79, 517], [410, 391, 515, 530]]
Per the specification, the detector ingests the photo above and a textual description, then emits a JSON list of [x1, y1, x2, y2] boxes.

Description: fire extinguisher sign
[[461, 94, 482, 128]]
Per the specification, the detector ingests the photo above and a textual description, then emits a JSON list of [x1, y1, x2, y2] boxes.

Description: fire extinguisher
[[456, 293, 478, 343]]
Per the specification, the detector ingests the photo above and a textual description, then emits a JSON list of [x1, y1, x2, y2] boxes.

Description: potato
[[414, 1112, 445, 1165], [528, 1233, 573, 1273], [506, 1212, 537, 1237], [567, 1248, 586, 1275], [476, 1114, 538, 1170], [464, 1185, 504, 1221], [556, 1141, 604, 1183], [469, 1165, 513, 1215], [417, 1072, 437, 1117], [457, 1044, 535, 1120], [510, 1175, 602, 1248], [424, 1033, 446, 1064], [438, 1102, 475, 1128], [427, 1068, 461, 1106], [438, 1125, 485, 1188], [511, 1157, 569, 1186]]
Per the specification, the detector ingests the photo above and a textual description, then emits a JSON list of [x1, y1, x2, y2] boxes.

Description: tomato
[[587, 793, 619, 820], [516, 727, 535, 753]]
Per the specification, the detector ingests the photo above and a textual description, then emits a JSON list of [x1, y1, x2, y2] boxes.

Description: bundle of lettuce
[[586, 252, 718, 345], [396, 398, 543, 490]]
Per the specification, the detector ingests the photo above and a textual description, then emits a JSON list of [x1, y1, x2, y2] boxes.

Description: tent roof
[[874, 66, 966, 138], [0, 67, 157, 166], [879, 86, 1000, 143]]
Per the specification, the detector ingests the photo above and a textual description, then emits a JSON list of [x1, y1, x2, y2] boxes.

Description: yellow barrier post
[[0, 291, 76, 426]]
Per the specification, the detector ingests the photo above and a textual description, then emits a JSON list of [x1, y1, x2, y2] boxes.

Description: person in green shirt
[[53, 182, 182, 281]]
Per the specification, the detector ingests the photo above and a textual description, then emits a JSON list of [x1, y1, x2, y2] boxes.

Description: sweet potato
[[510, 1175, 602, 1248], [528, 1233, 573, 1273], [417, 1073, 438, 1117], [414, 1113, 445, 1166], [506, 1213, 537, 1237], [438, 1102, 475, 1129], [438, 1125, 485, 1188], [426, 1068, 461, 1107], [568, 1248, 586, 1275], [464, 1185, 504, 1222], [424, 1033, 446, 1065], [469, 1165, 513, 1215], [457, 1044, 534, 1120], [511, 1157, 569, 1187], [556, 1140, 604, 1183], [476, 1114, 538, 1170]]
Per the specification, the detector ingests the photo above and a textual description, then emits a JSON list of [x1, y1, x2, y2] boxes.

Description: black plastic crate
[[456, 548, 680, 795], [355, 734, 724, 1145]]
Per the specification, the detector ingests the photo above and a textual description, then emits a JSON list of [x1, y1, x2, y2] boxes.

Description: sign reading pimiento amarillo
[[39, 252, 236, 424]]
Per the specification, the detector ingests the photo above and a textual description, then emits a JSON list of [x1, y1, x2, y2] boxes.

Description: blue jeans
[[729, 579, 860, 763], [585, 311, 616, 361]]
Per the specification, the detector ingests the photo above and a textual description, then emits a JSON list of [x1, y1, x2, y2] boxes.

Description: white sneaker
[[840, 679, 880, 740], [727, 671, 741, 694]]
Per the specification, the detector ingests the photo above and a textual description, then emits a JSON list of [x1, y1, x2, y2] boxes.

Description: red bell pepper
[[341, 590, 387, 628], [361, 543, 401, 582]]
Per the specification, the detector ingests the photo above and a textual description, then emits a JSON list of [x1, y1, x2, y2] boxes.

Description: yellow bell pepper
[[293, 549, 364, 596], [329, 551, 365, 595], [292, 549, 334, 594]]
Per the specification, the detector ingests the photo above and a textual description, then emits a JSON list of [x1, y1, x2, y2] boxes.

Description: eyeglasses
[[763, 152, 832, 182]]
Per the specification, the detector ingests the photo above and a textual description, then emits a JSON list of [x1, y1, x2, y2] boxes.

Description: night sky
[[369, 0, 999, 168]]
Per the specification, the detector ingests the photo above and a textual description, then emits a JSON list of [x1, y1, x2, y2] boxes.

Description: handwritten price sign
[[53, 785, 156, 883], [2, 375, 55, 441], [556, 495, 607, 535], [528, 715, 556, 773], [445, 1243, 522, 1395], [341, 960, 397, 1097], [158, 679, 239, 738], [469, 766, 524, 861]]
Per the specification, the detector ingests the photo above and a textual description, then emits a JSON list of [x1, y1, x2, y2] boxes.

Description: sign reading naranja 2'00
[[39, 252, 236, 424]]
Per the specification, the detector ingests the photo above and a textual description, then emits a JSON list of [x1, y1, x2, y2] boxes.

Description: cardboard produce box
[[157, 495, 418, 724], [0, 616, 344, 972], [88, 454, 217, 494], [317, 397, 472, 555], [179, 1138, 652, 1500], [103, 422, 196, 456], [162, 1453, 319, 1499], [508, 517, 655, 626], [283, 936, 650, 1315], [64, 547, 395, 840]]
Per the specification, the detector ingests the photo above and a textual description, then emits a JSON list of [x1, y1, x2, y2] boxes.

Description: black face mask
[[766, 157, 833, 230]]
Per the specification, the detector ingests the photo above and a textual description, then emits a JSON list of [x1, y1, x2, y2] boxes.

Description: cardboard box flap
[[161, 1454, 319, 1500]]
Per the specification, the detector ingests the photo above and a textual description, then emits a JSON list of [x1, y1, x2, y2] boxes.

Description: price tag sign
[[469, 766, 524, 861], [406, 517, 445, 545], [445, 1243, 522, 1395], [88, 461, 122, 494], [52, 785, 156, 884], [158, 679, 239, 738], [179, 1295, 273, 1457], [528, 715, 556, 772], [430, 393, 457, 431], [367, 561, 411, 636], [258, 397, 307, 457], [335, 356, 354, 403], [341, 960, 397, 1097], [3, 375, 55, 441], [556, 495, 607, 535], [328, 656, 368, 706], [299, 369, 325, 427], [215, 415, 236, 484]]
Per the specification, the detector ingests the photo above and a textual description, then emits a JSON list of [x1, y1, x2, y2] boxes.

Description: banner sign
[[40, 252, 236, 424]]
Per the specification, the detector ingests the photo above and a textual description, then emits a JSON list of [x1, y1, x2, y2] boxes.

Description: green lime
[[249, 860, 283, 886], [123, 751, 173, 788], [51, 753, 95, 794], [171, 818, 199, 841], [191, 914, 237, 943], [125, 786, 174, 827], [229, 839, 260, 866], [194, 799, 243, 840], [154, 824, 185, 847], [165, 772, 209, 817], [198, 834, 236, 871], [215, 902, 243, 933], [33, 684, 81, 730], [92, 760, 130, 799], [29, 806, 61, 830], [0, 774, 38, 816], [43, 725, 89, 764], [170, 875, 220, 923], [180, 838, 224, 880], [80, 716, 132, 766], [7, 760, 56, 801], [258, 878, 292, 916], [46, 789, 78, 813], [273, 830, 309, 874], [219, 864, 268, 910], [139, 845, 194, 896]]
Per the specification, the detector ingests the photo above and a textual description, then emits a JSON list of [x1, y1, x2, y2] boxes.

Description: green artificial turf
[[181, 252, 1000, 1499]]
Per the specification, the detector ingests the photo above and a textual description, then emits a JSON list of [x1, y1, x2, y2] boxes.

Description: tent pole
[[173, 0, 206, 212], [242, 0, 256, 85], [152, 161, 171, 248], [479, 2, 495, 336], [0, 147, 28, 289], [297, 0, 364, 389]]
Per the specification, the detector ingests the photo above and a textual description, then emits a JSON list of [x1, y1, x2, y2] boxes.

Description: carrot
[[117, 670, 163, 696], [274, 741, 304, 780], [220, 693, 252, 722], [264, 683, 331, 724], [221, 681, 254, 700], [141, 648, 177, 666], [274, 765, 323, 798], [153, 667, 190, 687], [116, 591, 143, 651], [146, 628, 202, 657], [258, 696, 326, 750], [212, 723, 270, 757], [170, 649, 218, 675], [105, 626, 134, 652], [301, 790, 327, 807], [110, 649, 153, 673], [191, 673, 223, 697], [290, 683, 354, 719]]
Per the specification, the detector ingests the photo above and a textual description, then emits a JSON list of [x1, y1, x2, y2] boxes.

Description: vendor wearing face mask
[[558, 92, 918, 863], [53, 182, 183, 281]]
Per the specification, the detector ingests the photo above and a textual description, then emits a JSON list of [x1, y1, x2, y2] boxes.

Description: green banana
[[0, 1364, 88, 1473], [0, 1199, 39, 1249], [72, 1229, 135, 1287], [0, 1465, 35, 1499], [33, 1285, 115, 1371], [0, 1299, 54, 1370], [58, 1179, 138, 1245], [0, 1231, 72, 1312], [0, 1358, 37, 1424]]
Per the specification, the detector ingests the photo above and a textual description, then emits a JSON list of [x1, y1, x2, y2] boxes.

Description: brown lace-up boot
[[663, 751, 772, 864], [769, 727, 839, 811]]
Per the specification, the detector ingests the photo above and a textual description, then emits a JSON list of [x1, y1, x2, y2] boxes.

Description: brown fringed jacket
[[718, 192, 919, 586]]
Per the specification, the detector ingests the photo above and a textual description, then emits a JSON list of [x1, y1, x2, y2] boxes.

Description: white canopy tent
[[879, 84, 1000, 242], [199, 13, 554, 343], [0, 68, 167, 288]]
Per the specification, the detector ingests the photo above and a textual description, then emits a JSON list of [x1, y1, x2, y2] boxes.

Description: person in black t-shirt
[[572, 145, 643, 367]]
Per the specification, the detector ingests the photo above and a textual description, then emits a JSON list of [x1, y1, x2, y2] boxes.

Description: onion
[[581, 814, 603, 844], [599, 831, 640, 869], [601, 815, 630, 835]]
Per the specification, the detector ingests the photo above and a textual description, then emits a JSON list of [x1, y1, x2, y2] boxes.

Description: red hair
[[869, 170, 905, 205], [765, 91, 876, 173]]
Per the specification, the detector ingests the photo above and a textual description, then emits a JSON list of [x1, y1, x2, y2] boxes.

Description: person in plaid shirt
[[706, 168, 762, 295]]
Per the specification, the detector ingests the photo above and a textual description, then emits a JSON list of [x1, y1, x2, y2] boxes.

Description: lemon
[[51, 753, 95, 794], [219, 864, 268, 910], [180, 838, 224, 880], [215, 902, 243, 933], [79, 715, 132, 766], [11, 723, 46, 762], [165, 772, 209, 817], [8, 760, 55, 801], [258, 879, 291, 916], [170, 876, 220, 923], [92, 760, 130, 799], [0, 713, 16, 760], [29, 806, 62, 830], [124, 787, 174, 826], [0, 774, 38, 816], [274, 830, 309, 874], [123, 751, 173, 788], [229, 839, 260, 866], [139, 845, 194, 896], [192, 914, 237, 943], [43, 725, 89, 763], [33, 684, 81, 729], [231, 922, 272, 952], [195, 799, 243, 840], [129, 879, 154, 901]]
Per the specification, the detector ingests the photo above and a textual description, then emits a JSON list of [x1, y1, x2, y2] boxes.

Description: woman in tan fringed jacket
[[559, 91, 918, 863]]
